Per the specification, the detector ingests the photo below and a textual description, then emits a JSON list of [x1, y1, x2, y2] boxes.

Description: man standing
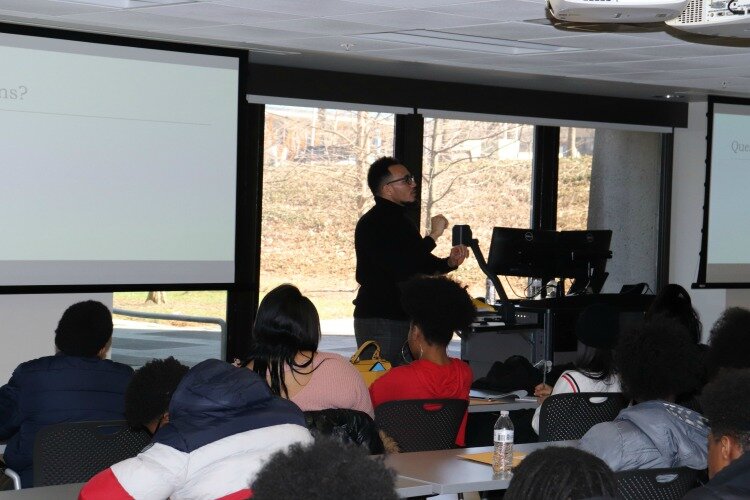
[[354, 156, 468, 366]]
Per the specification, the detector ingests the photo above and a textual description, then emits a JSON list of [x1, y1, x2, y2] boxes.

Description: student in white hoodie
[[532, 303, 622, 435]]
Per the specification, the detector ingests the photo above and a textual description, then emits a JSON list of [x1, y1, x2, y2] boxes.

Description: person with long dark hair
[[531, 303, 622, 434], [245, 284, 373, 416]]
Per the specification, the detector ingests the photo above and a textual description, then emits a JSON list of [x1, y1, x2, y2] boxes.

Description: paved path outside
[[112, 318, 460, 368]]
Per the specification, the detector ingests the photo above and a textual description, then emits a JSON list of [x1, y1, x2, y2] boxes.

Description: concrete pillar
[[588, 130, 661, 293]]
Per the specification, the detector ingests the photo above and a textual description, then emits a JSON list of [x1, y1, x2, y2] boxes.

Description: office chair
[[33, 420, 150, 487], [374, 399, 468, 452], [538, 392, 627, 442], [1, 467, 21, 491], [304, 408, 384, 454], [615, 467, 700, 500]]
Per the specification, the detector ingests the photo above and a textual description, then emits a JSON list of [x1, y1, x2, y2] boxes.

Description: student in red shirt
[[369, 276, 475, 446]]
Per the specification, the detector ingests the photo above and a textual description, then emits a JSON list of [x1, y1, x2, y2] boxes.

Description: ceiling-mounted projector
[[666, 0, 750, 37], [547, 0, 690, 23]]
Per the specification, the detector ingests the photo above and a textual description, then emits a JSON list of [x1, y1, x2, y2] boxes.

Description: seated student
[[706, 307, 750, 381], [532, 303, 622, 434], [369, 276, 475, 446], [251, 437, 398, 500], [505, 447, 618, 500], [244, 284, 373, 417], [0, 300, 133, 488], [646, 283, 703, 345], [646, 284, 708, 409], [124, 356, 189, 435], [683, 368, 750, 499], [579, 316, 708, 471], [79, 358, 312, 500]]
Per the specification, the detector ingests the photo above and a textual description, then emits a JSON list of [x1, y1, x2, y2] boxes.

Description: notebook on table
[[469, 389, 528, 401]]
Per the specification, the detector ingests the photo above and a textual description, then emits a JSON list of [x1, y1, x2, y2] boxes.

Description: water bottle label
[[494, 429, 514, 443]]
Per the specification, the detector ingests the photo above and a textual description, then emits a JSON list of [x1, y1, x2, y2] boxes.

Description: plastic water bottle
[[492, 410, 514, 476]]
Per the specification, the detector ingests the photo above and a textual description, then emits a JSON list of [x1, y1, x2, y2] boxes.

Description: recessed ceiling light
[[655, 93, 686, 99]]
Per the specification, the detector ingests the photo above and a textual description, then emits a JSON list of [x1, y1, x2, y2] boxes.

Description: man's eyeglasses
[[385, 174, 416, 186]]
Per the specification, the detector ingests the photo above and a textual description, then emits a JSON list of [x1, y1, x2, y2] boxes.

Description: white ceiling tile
[[622, 43, 750, 57], [526, 49, 657, 64], [212, 0, 390, 16], [327, 9, 492, 30], [442, 21, 593, 40], [252, 17, 390, 35], [275, 35, 414, 52], [426, 0, 544, 22], [170, 23, 321, 42], [528, 33, 683, 50], [57, 10, 222, 30], [141, 3, 302, 24], [349, 0, 483, 7], [354, 46, 504, 61], [0, 0, 115, 15]]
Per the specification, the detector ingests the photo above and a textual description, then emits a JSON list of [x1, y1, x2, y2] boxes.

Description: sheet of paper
[[458, 451, 526, 467]]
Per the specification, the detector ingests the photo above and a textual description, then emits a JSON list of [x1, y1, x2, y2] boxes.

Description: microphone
[[452, 225, 472, 246]]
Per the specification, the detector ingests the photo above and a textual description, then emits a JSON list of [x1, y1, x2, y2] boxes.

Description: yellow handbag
[[350, 340, 392, 387]]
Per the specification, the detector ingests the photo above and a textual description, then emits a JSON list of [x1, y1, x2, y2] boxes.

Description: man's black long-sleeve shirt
[[353, 197, 454, 320]]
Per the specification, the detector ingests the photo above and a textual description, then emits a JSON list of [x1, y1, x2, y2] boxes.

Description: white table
[[468, 398, 539, 413], [395, 476, 434, 498], [385, 440, 578, 495], [0, 483, 82, 499]]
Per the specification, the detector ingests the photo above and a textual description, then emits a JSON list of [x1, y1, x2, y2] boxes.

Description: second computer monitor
[[486, 227, 559, 278]]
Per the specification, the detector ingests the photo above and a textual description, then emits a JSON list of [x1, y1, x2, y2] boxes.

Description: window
[[112, 291, 227, 368], [261, 105, 395, 341], [422, 117, 534, 299]]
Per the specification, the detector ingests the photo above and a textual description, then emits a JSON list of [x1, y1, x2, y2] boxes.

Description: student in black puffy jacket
[[0, 301, 133, 488]]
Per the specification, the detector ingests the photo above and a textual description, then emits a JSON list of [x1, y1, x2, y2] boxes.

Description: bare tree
[[421, 118, 533, 229]]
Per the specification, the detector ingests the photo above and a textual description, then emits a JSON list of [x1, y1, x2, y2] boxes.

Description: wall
[[0, 293, 112, 382], [588, 129, 661, 293], [670, 101, 726, 342]]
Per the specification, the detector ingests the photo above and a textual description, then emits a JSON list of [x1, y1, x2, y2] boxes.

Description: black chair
[[304, 409, 384, 454], [374, 399, 468, 452], [538, 392, 627, 442], [615, 467, 700, 500], [33, 420, 151, 487]]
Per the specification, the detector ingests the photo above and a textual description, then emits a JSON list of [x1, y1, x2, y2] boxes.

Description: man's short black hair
[[367, 156, 402, 196], [707, 307, 750, 380], [251, 437, 398, 500], [616, 315, 703, 402], [505, 447, 617, 500], [125, 356, 189, 430], [701, 368, 750, 452], [400, 276, 476, 346], [54, 300, 113, 357]]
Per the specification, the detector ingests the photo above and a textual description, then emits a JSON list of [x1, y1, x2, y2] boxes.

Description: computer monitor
[[486, 227, 558, 278], [558, 230, 612, 293], [557, 230, 612, 277]]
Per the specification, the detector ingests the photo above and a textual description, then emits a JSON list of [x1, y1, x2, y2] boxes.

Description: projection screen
[[0, 27, 242, 288], [698, 97, 750, 287]]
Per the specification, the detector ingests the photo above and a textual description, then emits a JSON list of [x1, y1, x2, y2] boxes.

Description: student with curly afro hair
[[580, 316, 709, 471], [706, 307, 750, 381], [124, 356, 189, 435], [369, 276, 476, 446], [251, 437, 397, 500], [683, 368, 750, 499], [505, 447, 617, 500]]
